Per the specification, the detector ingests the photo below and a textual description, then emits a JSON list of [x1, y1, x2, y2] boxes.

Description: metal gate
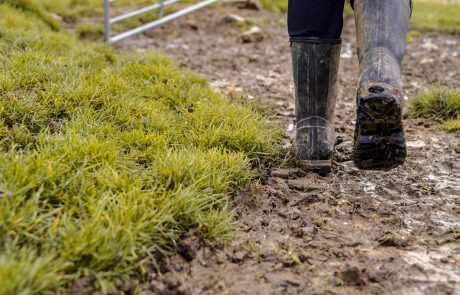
[[104, 0, 218, 43]]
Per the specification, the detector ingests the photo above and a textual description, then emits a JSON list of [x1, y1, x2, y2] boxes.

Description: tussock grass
[[407, 86, 460, 131], [0, 2, 282, 293], [408, 87, 460, 118]]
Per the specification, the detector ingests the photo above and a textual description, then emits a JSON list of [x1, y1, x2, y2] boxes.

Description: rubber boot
[[353, 0, 412, 170], [291, 37, 341, 174]]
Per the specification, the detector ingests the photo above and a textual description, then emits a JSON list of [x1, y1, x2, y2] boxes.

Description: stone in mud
[[271, 168, 291, 179], [241, 26, 264, 43], [223, 13, 245, 24], [271, 168, 303, 179]]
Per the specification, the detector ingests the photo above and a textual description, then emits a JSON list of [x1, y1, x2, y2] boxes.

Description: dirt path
[[118, 5, 459, 295]]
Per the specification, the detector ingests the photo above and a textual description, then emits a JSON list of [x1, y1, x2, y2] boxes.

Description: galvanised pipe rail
[[104, 0, 218, 43]]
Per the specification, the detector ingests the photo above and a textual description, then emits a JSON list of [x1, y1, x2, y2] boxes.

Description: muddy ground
[[116, 4, 459, 295]]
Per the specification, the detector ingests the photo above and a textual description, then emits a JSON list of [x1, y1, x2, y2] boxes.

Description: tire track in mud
[[119, 6, 459, 295]]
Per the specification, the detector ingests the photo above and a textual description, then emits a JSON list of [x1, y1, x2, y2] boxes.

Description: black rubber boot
[[291, 37, 341, 174], [353, 0, 411, 170]]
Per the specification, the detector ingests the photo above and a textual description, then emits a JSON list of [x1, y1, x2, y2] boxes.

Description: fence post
[[104, 0, 111, 42], [159, 0, 165, 17]]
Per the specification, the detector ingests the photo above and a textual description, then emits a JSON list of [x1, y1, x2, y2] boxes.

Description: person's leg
[[288, 0, 345, 174], [288, 0, 346, 39], [353, 0, 411, 169]]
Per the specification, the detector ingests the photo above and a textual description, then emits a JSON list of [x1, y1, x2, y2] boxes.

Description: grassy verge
[[407, 86, 460, 131], [411, 0, 460, 33], [0, 1, 282, 293]]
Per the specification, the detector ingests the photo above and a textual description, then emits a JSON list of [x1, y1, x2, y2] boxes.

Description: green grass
[[76, 22, 104, 40], [411, 0, 460, 33], [0, 1, 282, 293], [407, 86, 460, 131], [443, 119, 460, 131], [259, 0, 287, 12]]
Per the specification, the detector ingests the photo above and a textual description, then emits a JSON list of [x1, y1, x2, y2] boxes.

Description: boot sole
[[353, 86, 407, 170], [297, 159, 332, 175]]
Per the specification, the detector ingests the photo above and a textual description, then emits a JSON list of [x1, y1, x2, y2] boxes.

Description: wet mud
[[118, 5, 460, 295]]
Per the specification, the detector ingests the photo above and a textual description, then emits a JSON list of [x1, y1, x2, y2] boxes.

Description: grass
[[0, 1, 282, 293], [411, 0, 460, 33], [76, 22, 104, 40], [259, 0, 287, 12], [407, 86, 460, 131], [443, 119, 460, 131]]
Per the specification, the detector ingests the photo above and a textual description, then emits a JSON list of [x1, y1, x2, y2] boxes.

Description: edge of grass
[[407, 86, 460, 131], [0, 1, 284, 293]]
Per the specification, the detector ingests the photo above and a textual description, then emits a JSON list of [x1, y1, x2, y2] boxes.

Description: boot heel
[[297, 159, 332, 175], [354, 84, 407, 170]]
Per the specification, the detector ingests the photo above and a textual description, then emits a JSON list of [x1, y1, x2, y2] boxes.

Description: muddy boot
[[291, 38, 341, 174], [353, 0, 411, 170]]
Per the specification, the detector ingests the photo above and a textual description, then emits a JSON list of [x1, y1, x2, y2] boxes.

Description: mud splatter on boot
[[290, 37, 341, 174], [353, 0, 411, 170], [354, 83, 406, 169]]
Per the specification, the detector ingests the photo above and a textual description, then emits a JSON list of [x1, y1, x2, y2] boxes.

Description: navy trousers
[[288, 0, 354, 39]]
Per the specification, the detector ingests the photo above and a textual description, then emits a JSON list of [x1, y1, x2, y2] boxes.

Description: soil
[[115, 4, 459, 295]]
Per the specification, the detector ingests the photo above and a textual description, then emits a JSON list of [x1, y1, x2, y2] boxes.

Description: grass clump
[[0, 1, 282, 293], [407, 86, 460, 131], [408, 86, 460, 119], [443, 119, 460, 131]]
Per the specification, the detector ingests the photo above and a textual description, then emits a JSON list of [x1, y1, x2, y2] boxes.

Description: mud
[[117, 5, 459, 295]]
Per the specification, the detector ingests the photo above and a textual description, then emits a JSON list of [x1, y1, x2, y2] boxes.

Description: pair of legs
[[288, 0, 412, 173]]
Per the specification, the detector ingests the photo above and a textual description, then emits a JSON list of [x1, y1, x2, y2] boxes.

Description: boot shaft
[[290, 38, 341, 128], [290, 38, 341, 166], [354, 0, 412, 64]]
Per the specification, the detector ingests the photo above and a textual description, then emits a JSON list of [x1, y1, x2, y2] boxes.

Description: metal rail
[[104, 0, 218, 43]]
